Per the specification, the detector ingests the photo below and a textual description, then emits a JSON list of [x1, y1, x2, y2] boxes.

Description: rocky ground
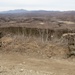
[[0, 50, 75, 75]]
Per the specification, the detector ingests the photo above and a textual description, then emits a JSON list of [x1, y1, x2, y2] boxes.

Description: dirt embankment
[[0, 21, 75, 75], [0, 33, 69, 59], [0, 23, 75, 58]]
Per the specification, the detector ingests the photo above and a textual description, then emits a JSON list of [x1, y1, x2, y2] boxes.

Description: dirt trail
[[0, 52, 75, 75]]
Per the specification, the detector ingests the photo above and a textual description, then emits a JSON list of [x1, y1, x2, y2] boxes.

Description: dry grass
[[1, 34, 68, 59]]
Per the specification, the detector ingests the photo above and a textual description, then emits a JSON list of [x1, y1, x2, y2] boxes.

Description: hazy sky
[[0, 0, 75, 11]]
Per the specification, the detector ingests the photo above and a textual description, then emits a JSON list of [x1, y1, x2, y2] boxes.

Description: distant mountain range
[[0, 9, 75, 14], [0, 9, 29, 13], [0, 9, 61, 13]]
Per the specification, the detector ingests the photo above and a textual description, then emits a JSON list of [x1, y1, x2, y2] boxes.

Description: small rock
[[20, 69, 24, 72]]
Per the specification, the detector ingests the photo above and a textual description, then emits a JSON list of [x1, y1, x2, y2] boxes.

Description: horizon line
[[0, 9, 75, 12]]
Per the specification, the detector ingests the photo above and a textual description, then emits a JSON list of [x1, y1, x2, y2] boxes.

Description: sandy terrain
[[0, 52, 75, 75]]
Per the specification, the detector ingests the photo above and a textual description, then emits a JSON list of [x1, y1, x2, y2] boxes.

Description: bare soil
[[0, 52, 75, 75]]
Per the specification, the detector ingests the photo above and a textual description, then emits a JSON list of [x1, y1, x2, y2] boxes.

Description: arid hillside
[[0, 11, 75, 75], [0, 11, 75, 58]]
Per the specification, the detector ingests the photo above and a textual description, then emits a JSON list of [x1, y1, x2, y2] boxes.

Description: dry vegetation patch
[[1, 35, 68, 59]]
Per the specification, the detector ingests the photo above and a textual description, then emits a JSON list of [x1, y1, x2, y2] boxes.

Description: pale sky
[[0, 0, 75, 11]]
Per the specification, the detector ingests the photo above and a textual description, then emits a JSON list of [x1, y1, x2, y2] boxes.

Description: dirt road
[[0, 52, 75, 75]]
